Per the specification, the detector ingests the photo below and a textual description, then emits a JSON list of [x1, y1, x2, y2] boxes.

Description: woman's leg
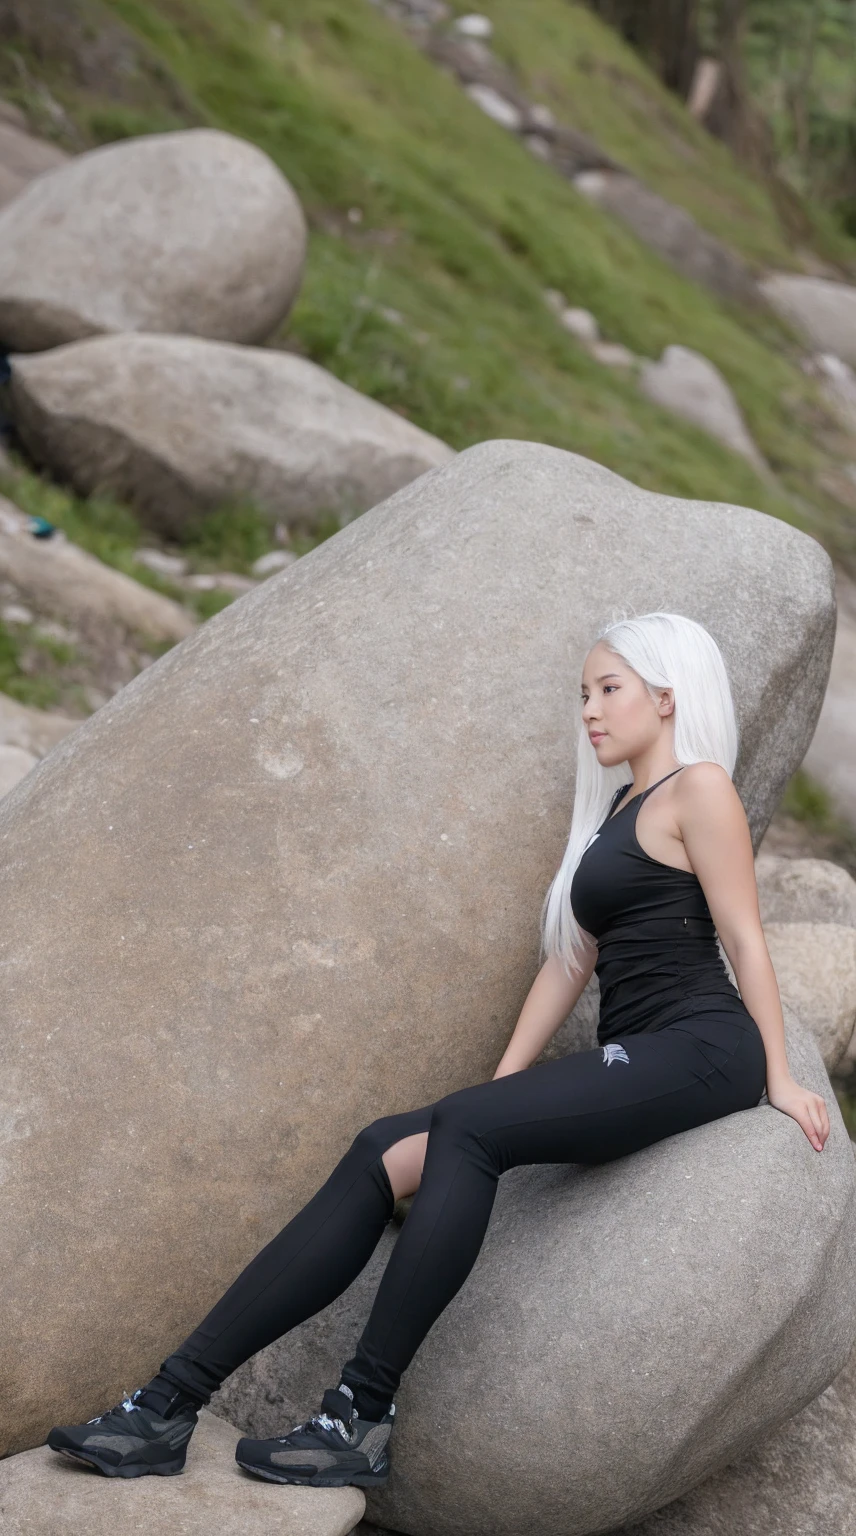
[[337, 1015, 766, 1418], [144, 1102, 435, 1410]]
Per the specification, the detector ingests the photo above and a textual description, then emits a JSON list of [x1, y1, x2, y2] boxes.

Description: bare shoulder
[[674, 762, 747, 825]]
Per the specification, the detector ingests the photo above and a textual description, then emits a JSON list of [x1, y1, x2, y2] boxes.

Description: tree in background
[[587, 0, 856, 236]]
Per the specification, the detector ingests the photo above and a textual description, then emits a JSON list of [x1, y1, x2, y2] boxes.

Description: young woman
[[48, 610, 830, 1487]]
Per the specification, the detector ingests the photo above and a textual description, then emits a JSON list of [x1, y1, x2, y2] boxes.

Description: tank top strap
[[639, 765, 685, 802]]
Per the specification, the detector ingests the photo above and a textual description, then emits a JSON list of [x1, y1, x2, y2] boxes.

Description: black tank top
[[570, 766, 749, 1044]]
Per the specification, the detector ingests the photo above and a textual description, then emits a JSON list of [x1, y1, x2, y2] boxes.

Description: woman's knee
[[350, 1117, 400, 1163], [428, 1092, 478, 1144]]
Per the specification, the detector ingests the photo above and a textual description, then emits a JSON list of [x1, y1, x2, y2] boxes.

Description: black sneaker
[[235, 1382, 394, 1488], [47, 1388, 198, 1477]]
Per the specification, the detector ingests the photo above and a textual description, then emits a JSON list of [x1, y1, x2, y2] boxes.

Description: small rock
[[543, 288, 567, 316], [809, 352, 856, 436], [590, 340, 636, 368], [252, 550, 298, 577], [453, 13, 493, 39], [560, 308, 600, 344], [134, 548, 189, 579], [528, 104, 556, 133], [815, 352, 852, 384], [0, 743, 37, 796], [185, 572, 257, 595], [0, 691, 78, 756], [464, 83, 524, 133], [639, 345, 767, 471], [0, 602, 33, 625], [573, 168, 610, 200], [0, 492, 194, 644], [524, 134, 552, 161], [31, 619, 74, 644]]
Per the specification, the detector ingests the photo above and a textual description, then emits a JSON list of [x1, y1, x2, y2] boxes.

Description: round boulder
[[755, 854, 856, 1075], [0, 441, 838, 1463], [213, 1013, 856, 1536], [759, 273, 856, 368], [0, 128, 307, 351], [639, 346, 766, 473], [615, 1332, 856, 1535], [8, 332, 455, 535]]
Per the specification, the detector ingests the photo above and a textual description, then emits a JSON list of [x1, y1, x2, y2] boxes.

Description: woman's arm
[[493, 943, 598, 1079], [676, 762, 830, 1152]]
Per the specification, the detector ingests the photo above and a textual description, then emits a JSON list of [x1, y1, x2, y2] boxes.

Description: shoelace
[[278, 1409, 354, 1444], [86, 1390, 142, 1426]]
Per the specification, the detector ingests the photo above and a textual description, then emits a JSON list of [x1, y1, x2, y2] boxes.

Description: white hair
[[540, 611, 739, 978]]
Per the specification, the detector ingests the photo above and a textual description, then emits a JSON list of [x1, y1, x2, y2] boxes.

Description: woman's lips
[[590, 732, 606, 741]]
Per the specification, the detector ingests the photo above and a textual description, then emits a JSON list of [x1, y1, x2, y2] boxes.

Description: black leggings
[[156, 1011, 766, 1418]]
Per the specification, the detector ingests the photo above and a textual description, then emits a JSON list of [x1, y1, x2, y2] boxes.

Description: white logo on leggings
[[602, 1043, 629, 1066]]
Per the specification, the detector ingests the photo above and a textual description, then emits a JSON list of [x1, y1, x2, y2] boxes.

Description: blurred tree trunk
[[586, 0, 702, 95], [588, 0, 815, 242]]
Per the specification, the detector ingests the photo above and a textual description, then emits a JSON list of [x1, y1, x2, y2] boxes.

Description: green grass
[[0, 614, 81, 708], [3, 0, 856, 575]]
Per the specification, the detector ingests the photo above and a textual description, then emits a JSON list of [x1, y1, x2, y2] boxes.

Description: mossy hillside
[[2, 0, 856, 573]]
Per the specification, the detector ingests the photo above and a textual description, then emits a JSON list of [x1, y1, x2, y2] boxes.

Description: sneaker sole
[[49, 1445, 186, 1478], [236, 1457, 388, 1488]]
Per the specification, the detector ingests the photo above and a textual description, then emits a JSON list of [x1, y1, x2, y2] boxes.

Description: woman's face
[[580, 643, 669, 766]]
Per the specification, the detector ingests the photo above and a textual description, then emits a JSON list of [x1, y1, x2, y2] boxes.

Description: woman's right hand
[[766, 1075, 830, 1151]]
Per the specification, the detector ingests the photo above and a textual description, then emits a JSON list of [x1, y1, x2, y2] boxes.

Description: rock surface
[[639, 345, 766, 471], [754, 855, 856, 1078], [213, 1013, 856, 1536], [0, 1409, 364, 1536], [574, 171, 758, 306], [0, 127, 307, 351], [0, 691, 78, 757], [0, 494, 194, 643], [804, 566, 856, 827], [760, 273, 856, 367], [9, 332, 455, 536], [613, 1334, 856, 1535], [0, 743, 37, 797], [0, 441, 836, 1461], [0, 119, 69, 211]]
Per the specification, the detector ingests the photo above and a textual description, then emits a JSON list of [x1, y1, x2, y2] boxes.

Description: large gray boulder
[[8, 332, 455, 536], [614, 1332, 856, 1535], [0, 128, 307, 351], [759, 273, 856, 367], [213, 1014, 855, 1536], [0, 441, 838, 1464], [0, 1408, 364, 1536]]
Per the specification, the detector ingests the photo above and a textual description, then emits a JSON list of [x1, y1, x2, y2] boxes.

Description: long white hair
[[540, 611, 739, 979]]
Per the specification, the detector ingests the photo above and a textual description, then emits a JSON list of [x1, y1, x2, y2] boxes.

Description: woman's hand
[[766, 1075, 830, 1151]]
